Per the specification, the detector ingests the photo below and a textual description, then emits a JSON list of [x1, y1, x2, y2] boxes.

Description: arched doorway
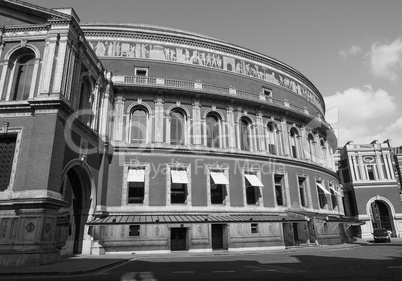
[[370, 200, 394, 234], [56, 165, 92, 255]]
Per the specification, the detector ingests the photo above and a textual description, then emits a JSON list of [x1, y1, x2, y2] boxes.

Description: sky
[[23, 0, 402, 147]]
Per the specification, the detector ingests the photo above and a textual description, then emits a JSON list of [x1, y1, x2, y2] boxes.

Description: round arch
[[5, 43, 41, 60], [366, 196, 396, 219], [265, 120, 281, 131], [126, 101, 153, 115], [58, 160, 96, 255], [79, 72, 94, 92], [166, 105, 191, 118], [289, 125, 301, 135], [236, 114, 255, 124], [126, 103, 152, 143], [366, 196, 397, 235], [203, 108, 225, 121]]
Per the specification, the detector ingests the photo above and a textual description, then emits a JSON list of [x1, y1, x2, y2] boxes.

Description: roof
[[88, 213, 306, 225], [1, 0, 74, 23]]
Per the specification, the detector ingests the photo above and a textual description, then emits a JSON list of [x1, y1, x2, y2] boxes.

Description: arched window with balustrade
[[266, 122, 277, 154], [130, 107, 148, 143], [206, 113, 221, 148], [170, 110, 186, 145], [239, 117, 252, 151], [289, 128, 300, 158]]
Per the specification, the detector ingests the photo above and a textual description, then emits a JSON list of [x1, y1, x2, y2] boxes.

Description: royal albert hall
[[0, 0, 349, 265]]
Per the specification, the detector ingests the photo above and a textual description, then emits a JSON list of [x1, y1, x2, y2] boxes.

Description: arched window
[[130, 108, 148, 143], [11, 53, 35, 101], [206, 114, 220, 148], [170, 110, 185, 145], [239, 118, 251, 151], [290, 128, 299, 158], [307, 134, 315, 161], [266, 122, 276, 154]]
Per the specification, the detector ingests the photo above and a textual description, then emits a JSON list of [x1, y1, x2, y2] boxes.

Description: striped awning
[[88, 214, 306, 225], [326, 215, 364, 224], [288, 211, 363, 225]]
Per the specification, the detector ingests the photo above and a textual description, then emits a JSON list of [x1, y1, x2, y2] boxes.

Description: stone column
[[256, 112, 265, 152], [226, 106, 236, 149], [191, 101, 201, 145], [375, 154, 384, 180], [357, 154, 366, 180], [165, 114, 171, 144], [385, 154, 394, 179], [383, 154, 392, 180], [185, 115, 191, 146], [280, 118, 290, 156], [221, 120, 227, 148], [202, 118, 207, 146], [349, 155, 357, 181], [114, 96, 125, 141], [98, 81, 112, 140], [63, 41, 76, 101], [236, 121, 241, 150], [0, 40, 4, 59], [154, 98, 164, 143], [38, 36, 57, 95], [90, 80, 101, 131], [29, 58, 41, 99], [0, 60, 11, 100], [51, 36, 68, 95]]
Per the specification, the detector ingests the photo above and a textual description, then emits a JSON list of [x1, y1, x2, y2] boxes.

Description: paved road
[[5, 243, 402, 281]]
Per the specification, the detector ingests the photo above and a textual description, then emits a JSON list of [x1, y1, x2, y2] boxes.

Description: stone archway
[[56, 163, 94, 255], [370, 200, 394, 234]]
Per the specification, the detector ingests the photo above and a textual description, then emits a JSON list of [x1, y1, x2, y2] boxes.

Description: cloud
[[339, 44, 362, 57], [368, 117, 402, 146], [325, 85, 398, 146], [367, 37, 402, 81]]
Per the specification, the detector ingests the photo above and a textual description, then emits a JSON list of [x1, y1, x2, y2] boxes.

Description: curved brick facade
[[82, 23, 344, 253], [0, 1, 348, 265]]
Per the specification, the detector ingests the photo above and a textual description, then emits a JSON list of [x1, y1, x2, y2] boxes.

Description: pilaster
[[256, 112, 264, 152], [226, 106, 236, 149], [51, 36, 68, 94], [191, 101, 201, 145], [38, 37, 57, 95], [154, 97, 164, 143], [113, 96, 125, 141], [280, 117, 290, 156]]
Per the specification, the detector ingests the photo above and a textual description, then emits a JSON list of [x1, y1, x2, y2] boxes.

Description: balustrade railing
[[117, 75, 330, 128]]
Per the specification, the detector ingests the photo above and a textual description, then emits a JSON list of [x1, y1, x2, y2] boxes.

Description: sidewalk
[[0, 238, 393, 276]]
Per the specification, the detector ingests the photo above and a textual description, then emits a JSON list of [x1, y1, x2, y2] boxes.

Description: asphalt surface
[[1, 237, 402, 280]]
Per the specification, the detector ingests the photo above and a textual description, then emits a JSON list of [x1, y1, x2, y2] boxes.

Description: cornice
[[112, 143, 339, 178]]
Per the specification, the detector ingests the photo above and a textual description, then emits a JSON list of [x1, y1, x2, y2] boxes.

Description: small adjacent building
[[337, 141, 402, 239]]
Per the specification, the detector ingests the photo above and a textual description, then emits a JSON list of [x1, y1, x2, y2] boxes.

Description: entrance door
[[308, 220, 316, 244], [292, 223, 299, 243], [171, 228, 187, 251], [212, 224, 224, 249], [282, 223, 294, 246], [57, 167, 90, 255], [371, 200, 393, 234]]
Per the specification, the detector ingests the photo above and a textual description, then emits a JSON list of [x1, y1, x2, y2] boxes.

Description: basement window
[[129, 225, 140, 237], [251, 223, 259, 234]]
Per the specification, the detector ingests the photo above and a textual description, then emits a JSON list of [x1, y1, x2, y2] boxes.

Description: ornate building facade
[[337, 141, 402, 239], [0, 0, 347, 266]]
